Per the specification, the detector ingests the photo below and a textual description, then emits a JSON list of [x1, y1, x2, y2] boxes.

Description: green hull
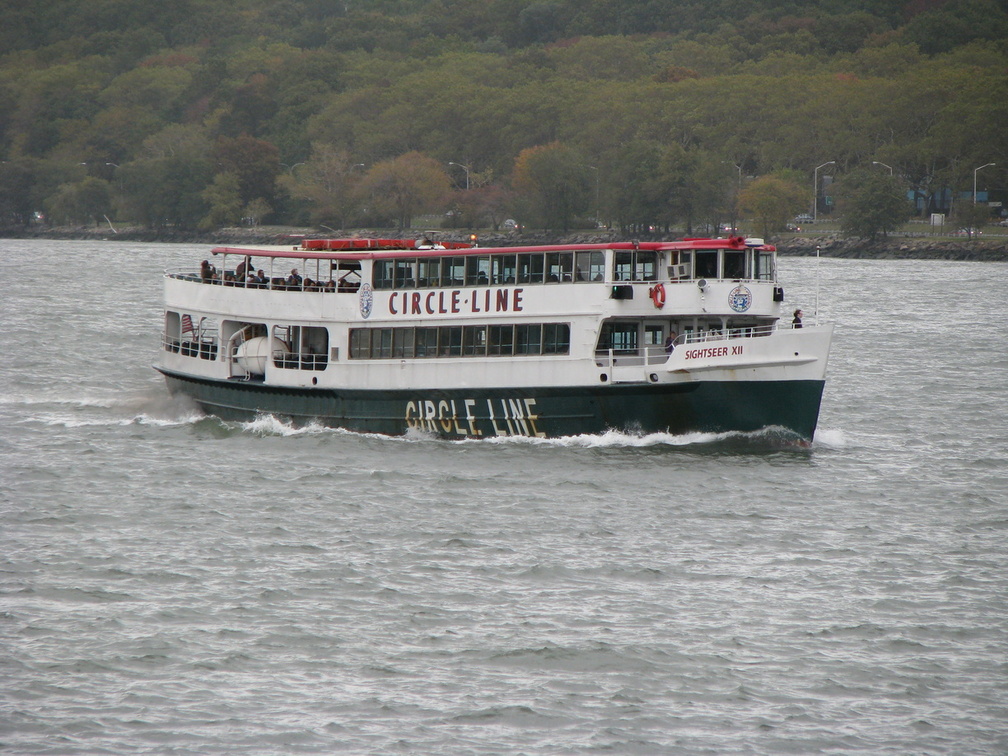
[[158, 368, 826, 440]]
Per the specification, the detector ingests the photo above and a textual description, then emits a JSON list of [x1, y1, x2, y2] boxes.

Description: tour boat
[[155, 235, 833, 440]]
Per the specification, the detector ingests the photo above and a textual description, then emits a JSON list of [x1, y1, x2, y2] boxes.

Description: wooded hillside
[[1, 0, 1006, 234]]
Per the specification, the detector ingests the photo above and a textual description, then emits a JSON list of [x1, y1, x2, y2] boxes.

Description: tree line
[[0, 0, 1005, 238]]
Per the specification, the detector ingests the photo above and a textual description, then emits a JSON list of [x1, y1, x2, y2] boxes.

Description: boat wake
[[9, 385, 844, 451]]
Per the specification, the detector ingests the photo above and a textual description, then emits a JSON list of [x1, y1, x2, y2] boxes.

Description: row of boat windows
[[164, 312, 572, 364], [349, 323, 571, 359], [370, 248, 775, 289], [373, 250, 637, 289]]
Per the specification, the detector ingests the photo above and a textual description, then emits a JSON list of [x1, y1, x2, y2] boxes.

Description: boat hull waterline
[[159, 368, 826, 440]]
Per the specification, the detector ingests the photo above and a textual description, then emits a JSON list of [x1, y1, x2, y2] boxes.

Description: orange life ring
[[649, 283, 666, 309]]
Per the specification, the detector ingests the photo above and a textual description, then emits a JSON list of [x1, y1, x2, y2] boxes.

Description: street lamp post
[[973, 162, 995, 204], [448, 161, 470, 190], [872, 161, 893, 175], [813, 161, 835, 222]]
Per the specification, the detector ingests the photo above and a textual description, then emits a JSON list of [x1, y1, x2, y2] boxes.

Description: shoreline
[[3, 225, 1006, 261]]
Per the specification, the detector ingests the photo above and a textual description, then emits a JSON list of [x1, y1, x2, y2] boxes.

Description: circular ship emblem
[[728, 284, 752, 313], [359, 282, 374, 319]]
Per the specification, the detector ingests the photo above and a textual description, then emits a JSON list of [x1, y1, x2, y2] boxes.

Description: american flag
[[181, 314, 194, 335]]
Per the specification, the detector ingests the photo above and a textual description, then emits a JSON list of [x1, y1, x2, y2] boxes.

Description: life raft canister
[[649, 282, 666, 309]]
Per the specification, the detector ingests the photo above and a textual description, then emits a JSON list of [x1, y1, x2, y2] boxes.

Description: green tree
[[212, 134, 281, 208], [738, 174, 807, 239], [835, 169, 914, 240], [43, 176, 112, 226], [200, 172, 242, 229], [511, 142, 591, 231]]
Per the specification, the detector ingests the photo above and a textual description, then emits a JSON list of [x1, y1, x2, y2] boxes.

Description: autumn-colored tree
[[738, 174, 807, 238], [356, 151, 450, 230]]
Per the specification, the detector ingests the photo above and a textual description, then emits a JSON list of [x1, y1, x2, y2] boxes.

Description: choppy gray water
[[1, 239, 1006, 754]]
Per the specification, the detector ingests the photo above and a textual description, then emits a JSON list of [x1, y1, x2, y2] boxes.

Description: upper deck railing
[[168, 236, 777, 292]]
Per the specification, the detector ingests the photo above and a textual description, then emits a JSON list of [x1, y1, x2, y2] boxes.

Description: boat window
[[462, 325, 487, 355], [417, 258, 440, 288], [546, 252, 573, 282], [723, 251, 745, 280], [635, 250, 657, 281], [514, 324, 542, 355], [492, 254, 517, 284], [575, 251, 604, 282], [465, 256, 491, 286], [375, 328, 393, 359], [613, 251, 633, 281], [440, 326, 463, 356], [755, 251, 774, 280], [442, 256, 465, 286], [596, 321, 638, 355], [543, 323, 570, 354], [350, 328, 370, 359], [488, 325, 514, 355], [393, 259, 416, 288], [414, 327, 438, 357], [644, 324, 663, 347], [517, 253, 545, 284], [695, 251, 718, 279], [393, 327, 415, 358], [373, 260, 395, 290]]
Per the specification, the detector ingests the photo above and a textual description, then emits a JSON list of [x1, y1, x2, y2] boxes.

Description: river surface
[[1, 239, 1006, 754]]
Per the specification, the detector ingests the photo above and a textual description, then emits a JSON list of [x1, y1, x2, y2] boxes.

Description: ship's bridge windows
[[576, 250, 605, 281], [694, 250, 718, 279], [723, 250, 746, 279], [614, 250, 658, 281], [754, 250, 775, 280]]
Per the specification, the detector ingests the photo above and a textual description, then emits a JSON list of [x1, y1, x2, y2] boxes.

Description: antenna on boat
[[815, 244, 821, 326]]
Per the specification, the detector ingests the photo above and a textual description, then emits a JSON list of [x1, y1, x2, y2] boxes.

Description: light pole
[[973, 162, 995, 204], [448, 161, 470, 190], [872, 161, 893, 175], [588, 165, 599, 226], [813, 161, 835, 222]]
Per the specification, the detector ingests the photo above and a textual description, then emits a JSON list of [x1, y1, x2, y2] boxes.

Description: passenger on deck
[[200, 260, 215, 281], [665, 332, 678, 354], [236, 256, 252, 280], [792, 309, 803, 328], [287, 268, 302, 288]]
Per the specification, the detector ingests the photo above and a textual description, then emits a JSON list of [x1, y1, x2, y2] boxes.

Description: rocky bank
[[4, 224, 1007, 261]]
